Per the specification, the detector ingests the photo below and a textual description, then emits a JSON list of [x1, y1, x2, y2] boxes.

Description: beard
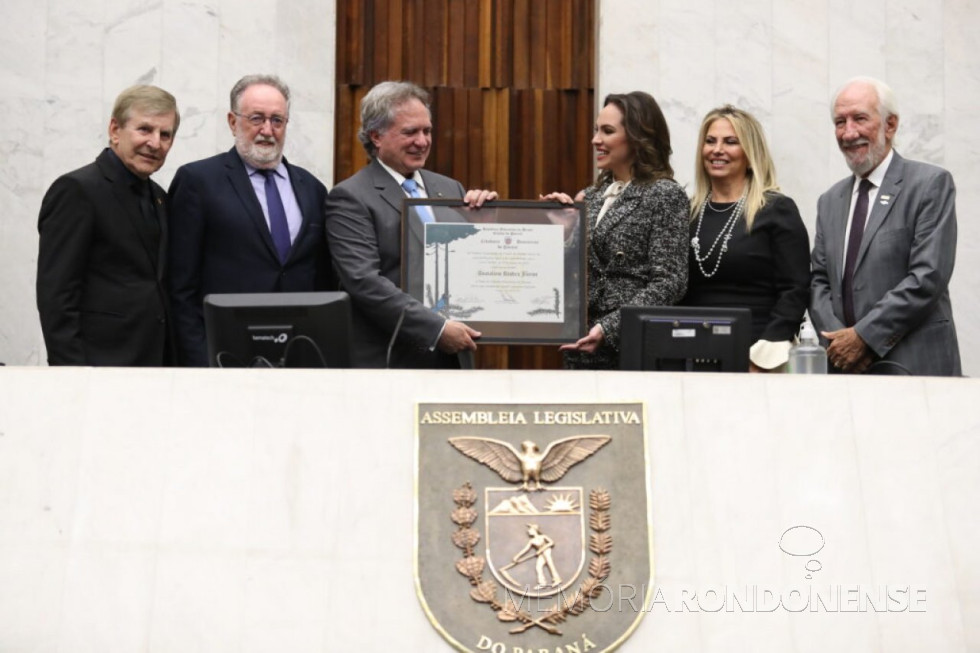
[[235, 131, 283, 168], [841, 123, 888, 176]]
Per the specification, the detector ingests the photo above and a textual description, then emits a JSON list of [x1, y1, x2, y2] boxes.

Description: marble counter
[[0, 368, 975, 652]]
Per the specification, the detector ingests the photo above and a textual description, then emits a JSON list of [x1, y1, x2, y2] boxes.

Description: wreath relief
[[451, 482, 612, 636]]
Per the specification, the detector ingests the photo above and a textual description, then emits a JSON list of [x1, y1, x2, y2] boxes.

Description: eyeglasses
[[234, 113, 288, 129]]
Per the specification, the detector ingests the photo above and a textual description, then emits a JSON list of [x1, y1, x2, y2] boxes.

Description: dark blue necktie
[[402, 178, 435, 223], [262, 169, 291, 263], [842, 178, 873, 326]]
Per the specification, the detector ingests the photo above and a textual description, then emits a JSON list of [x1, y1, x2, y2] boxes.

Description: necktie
[[402, 178, 435, 224], [842, 178, 873, 326], [136, 180, 160, 266], [261, 169, 291, 263], [137, 181, 159, 227]]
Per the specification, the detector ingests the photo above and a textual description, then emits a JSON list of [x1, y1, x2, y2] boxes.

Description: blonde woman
[[682, 105, 810, 371]]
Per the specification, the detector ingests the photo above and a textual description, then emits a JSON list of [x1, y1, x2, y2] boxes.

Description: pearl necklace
[[690, 192, 746, 278], [706, 200, 735, 213]]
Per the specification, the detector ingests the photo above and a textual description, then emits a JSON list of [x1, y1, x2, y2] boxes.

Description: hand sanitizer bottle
[[787, 319, 828, 374]]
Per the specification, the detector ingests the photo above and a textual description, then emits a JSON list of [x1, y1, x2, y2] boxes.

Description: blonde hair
[[111, 85, 180, 133], [690, 105, 778, 231]]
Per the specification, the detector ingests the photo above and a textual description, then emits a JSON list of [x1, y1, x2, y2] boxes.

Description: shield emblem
[[485, 487, 585, 598], [416, 402, 652, 652]]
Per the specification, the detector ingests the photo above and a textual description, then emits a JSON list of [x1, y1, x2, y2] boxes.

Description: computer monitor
[[619, 306, 752, 372], [203, 292, 352, 368]]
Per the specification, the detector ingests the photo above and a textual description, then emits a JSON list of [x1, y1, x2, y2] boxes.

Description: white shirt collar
[[852, 148, 894, 192], [243, 159, 287, 179], [603, 179, 630, 199], [377, 159, 427, 194]]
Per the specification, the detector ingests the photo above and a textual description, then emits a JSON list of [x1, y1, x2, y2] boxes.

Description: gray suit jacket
[[810, 151, 961, 376], [325, 159, 465, 368]]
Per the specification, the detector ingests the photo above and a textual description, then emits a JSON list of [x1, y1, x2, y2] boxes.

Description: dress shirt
[[841, 148, 894, 272], [246, 161, 302, 244]]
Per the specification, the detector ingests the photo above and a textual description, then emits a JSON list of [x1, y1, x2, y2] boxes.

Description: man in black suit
[[168, 74, 332, 366], [325, 81, 495, 368], [37, 85, 180, 366]]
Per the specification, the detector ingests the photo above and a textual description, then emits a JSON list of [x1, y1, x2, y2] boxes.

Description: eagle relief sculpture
[[448, 435, 611, 491]]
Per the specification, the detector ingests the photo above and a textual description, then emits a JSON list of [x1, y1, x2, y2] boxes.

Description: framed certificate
[[401, 199, 587, 344]]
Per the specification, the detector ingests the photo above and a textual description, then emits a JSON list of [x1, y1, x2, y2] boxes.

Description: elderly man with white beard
[[810, 76, 961, 376], [168, 74, 334, 366]]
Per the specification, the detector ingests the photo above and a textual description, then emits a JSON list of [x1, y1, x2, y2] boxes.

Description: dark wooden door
[[335, 0, 595, 369]]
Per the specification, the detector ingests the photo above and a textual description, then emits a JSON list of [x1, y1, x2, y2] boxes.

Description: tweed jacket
[[566, 177, 689, 370]]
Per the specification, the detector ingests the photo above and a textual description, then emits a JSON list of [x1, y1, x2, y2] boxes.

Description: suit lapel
[[371, 161, 422, 245], [283, 158, 316, 263], [419, 170, 455, 200], [825, 181, 852, 283], [223, 149, 280, 262], [372, 160, 407, 212], [151, 183, 168, 281], [99, 152, 162, 277], [594, 184, 638, 240], [589, 181, 637, 251], [855, 154, 904, 271]]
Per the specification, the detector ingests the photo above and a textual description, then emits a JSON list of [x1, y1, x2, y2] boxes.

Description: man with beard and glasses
[[810, 76, 960, 376], [37, 85, 180, 366], [168, 74, 333, 366]]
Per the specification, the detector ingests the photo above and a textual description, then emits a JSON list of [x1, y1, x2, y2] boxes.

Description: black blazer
[[37, 148, 172, 366], [168, 148, 332, 366]]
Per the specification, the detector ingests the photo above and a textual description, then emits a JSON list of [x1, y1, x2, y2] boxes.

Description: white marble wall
[[0, 368, 977, 651], [0, 0, 336, 365], [598, 0, 980, 377], [1, 0, 978, 375]]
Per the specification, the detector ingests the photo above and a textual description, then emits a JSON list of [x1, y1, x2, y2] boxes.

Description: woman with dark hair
[[543, 91, 688, 369], [681, 105, 810, 371]]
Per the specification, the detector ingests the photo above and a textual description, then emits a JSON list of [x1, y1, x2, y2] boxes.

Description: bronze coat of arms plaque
[[415, 403, 652, 652]]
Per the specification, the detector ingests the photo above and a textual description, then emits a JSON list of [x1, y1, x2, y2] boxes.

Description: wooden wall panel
[[492, 0, 513, 87], [335, 0, 595, 370], [512, 0, 530, 88]]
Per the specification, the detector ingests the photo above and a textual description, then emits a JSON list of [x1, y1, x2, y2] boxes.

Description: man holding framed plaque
[[325, 81, 497, 368]]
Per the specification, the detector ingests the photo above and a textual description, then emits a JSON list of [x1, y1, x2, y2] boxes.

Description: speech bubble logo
[[779, 525, 825, 557], [780, 525, 826, 579]]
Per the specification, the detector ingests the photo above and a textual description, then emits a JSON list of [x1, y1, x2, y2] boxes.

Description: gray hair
[[831, 76, 899, 121], [229, 74, 291, 114], [357, 81, 430, 157]]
